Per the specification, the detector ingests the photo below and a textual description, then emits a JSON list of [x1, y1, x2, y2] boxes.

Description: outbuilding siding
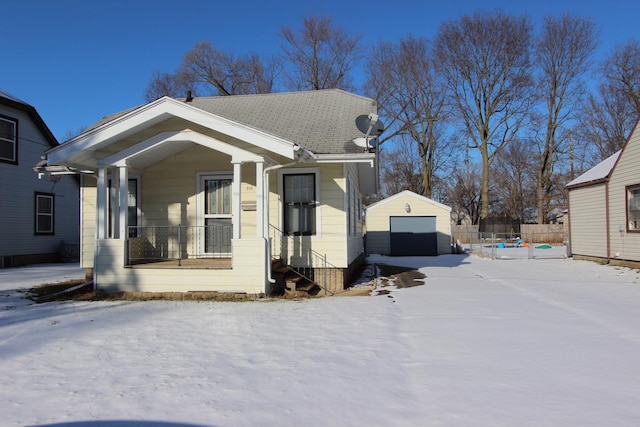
[[568, 184, 608, 258], [608, 124, 640, 261]]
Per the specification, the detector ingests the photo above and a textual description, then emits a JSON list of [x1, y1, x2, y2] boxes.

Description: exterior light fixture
[[405, 203, 411, 213]]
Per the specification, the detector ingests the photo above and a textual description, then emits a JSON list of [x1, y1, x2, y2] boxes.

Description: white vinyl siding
[[273, 164, 351, 268], [0, 103, 79, 259]]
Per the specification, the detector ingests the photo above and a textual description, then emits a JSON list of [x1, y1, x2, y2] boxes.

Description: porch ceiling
[[99, 130, 264, 169]]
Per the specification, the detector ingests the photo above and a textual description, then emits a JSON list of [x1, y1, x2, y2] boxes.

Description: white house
[[0, 90, 79, 268], [37, 89, 381, 295]]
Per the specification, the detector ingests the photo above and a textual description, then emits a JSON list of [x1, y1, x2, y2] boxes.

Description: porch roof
[[44, 97, 297, 170]]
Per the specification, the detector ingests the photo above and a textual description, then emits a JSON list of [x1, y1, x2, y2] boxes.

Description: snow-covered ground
[[2, 255, 640, 427]]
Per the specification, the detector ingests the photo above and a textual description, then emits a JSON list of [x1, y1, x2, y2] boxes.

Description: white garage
[[365, 190, 452, 256]]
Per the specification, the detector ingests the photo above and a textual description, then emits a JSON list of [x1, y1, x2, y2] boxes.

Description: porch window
[[627, 185, 640, 231], [0, 115, 17, 164], [284, 173, 316, 235], [35, 192, 54, 235]]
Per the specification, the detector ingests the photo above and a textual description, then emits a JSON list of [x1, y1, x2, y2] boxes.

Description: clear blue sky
[[2, 0, 639, 141]]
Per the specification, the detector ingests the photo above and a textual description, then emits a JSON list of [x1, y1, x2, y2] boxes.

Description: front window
[[35, 192, 54, 235], [0, 115, 17, 164], [627, 185, 640, 231], [284, 173, 316, 235]]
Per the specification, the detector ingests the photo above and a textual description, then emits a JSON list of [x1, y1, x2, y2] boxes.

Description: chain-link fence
[[452, 224, 569, 260]]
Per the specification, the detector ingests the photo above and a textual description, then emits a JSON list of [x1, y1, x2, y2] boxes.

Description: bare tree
[[492, 139, 537, 221], [366, 36, 452, 198], [144, 41, 276, 100], [180, 41, 276, 96], [601, 39, 640, 116], [577, 85, 635, 163], [434, 10, 534, 221], [378, 137, 425, 197], [279, 14, 361, 91], [534, 14, 597, 223], [446, 164, 482, 225], [144, 71, 190, 101]]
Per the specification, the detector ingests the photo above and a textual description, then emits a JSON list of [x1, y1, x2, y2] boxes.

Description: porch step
[[271, 259, 321, 297]]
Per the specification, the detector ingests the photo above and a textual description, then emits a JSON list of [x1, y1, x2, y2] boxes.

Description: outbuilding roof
[[566, 150, 620, 188], [366, 190, 452, 212]]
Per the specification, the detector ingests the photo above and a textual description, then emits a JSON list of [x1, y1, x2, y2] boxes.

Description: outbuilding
[[567, 118, 640, 268], [365, 190, 452, 256]]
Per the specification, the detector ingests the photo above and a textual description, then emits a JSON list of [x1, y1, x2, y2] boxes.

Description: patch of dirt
[[376, 264, 426, 288], [28, 280, 90, 302]]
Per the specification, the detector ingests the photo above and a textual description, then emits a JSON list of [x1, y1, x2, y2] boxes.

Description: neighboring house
[[567, 118, 640, 267], [37, 89, 379, 295], [0, 90, 79, 268], [365, 190, 452, 256]]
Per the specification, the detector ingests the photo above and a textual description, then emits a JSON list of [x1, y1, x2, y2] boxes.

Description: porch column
[[232, 161, 241, 239], [96, 166, 107, 239], [118, 165, 128, 239], [255, 161, 264, 238]]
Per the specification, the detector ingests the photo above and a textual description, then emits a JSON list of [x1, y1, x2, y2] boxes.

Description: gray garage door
[[390, 216, 438, 256]]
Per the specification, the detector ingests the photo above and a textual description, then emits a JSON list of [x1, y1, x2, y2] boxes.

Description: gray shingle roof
[[81, 89, 378, 154], [187, 89, 378, 154]]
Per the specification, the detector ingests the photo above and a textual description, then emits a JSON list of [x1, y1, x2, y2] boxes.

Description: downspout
[[605, 180, 611, 263], [263, 145, 314, 284]]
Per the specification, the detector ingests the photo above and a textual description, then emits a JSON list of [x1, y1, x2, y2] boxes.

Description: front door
[[198, 174, 232, 256]]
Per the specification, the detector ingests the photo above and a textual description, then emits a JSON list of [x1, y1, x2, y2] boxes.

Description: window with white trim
[[35, 192, 54, 235], [0, 115, 17, 164], [283, 173, 317, 235], [627, 185, 640, 231]]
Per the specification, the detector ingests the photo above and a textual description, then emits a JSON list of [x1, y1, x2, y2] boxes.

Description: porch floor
[[129, 258, 232, 269]]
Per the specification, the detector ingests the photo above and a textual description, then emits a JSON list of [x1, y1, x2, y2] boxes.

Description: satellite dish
[[356, 114, 385, 138], [352, 137, 378, 148]]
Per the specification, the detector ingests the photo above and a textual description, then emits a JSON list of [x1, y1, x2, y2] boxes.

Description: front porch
[[94, 237, 267, 293], [127, 224, 233, 267]]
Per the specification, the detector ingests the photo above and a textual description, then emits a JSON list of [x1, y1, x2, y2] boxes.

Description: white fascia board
[[311, 153, 376, 165], [367, 190, 452, 212], [98, 130, 263, 167], [48, 97, 295, 164]]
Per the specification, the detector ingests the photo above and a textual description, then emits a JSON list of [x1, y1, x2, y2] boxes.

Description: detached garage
[[365, 191, 452, 256]]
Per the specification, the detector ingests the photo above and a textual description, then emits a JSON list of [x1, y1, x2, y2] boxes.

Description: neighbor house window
[[283, 173, 316, 235], [627, 185, 640, 231], [35, 192, 54, 235], [0, 115, 17, 164]]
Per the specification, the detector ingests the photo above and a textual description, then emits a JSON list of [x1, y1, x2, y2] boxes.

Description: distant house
[[37, 89, 380, 295], [0, 90, 79, 268], [567, 118, 640, 267], [365, 190, 452, 256]]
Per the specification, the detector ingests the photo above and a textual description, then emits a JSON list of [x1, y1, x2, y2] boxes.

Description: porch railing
[[269, 225, 341, 295], [127, 225, 232, 265]]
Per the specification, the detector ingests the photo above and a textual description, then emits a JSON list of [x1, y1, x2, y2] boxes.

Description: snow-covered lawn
[[2, 255, 640, 427]]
